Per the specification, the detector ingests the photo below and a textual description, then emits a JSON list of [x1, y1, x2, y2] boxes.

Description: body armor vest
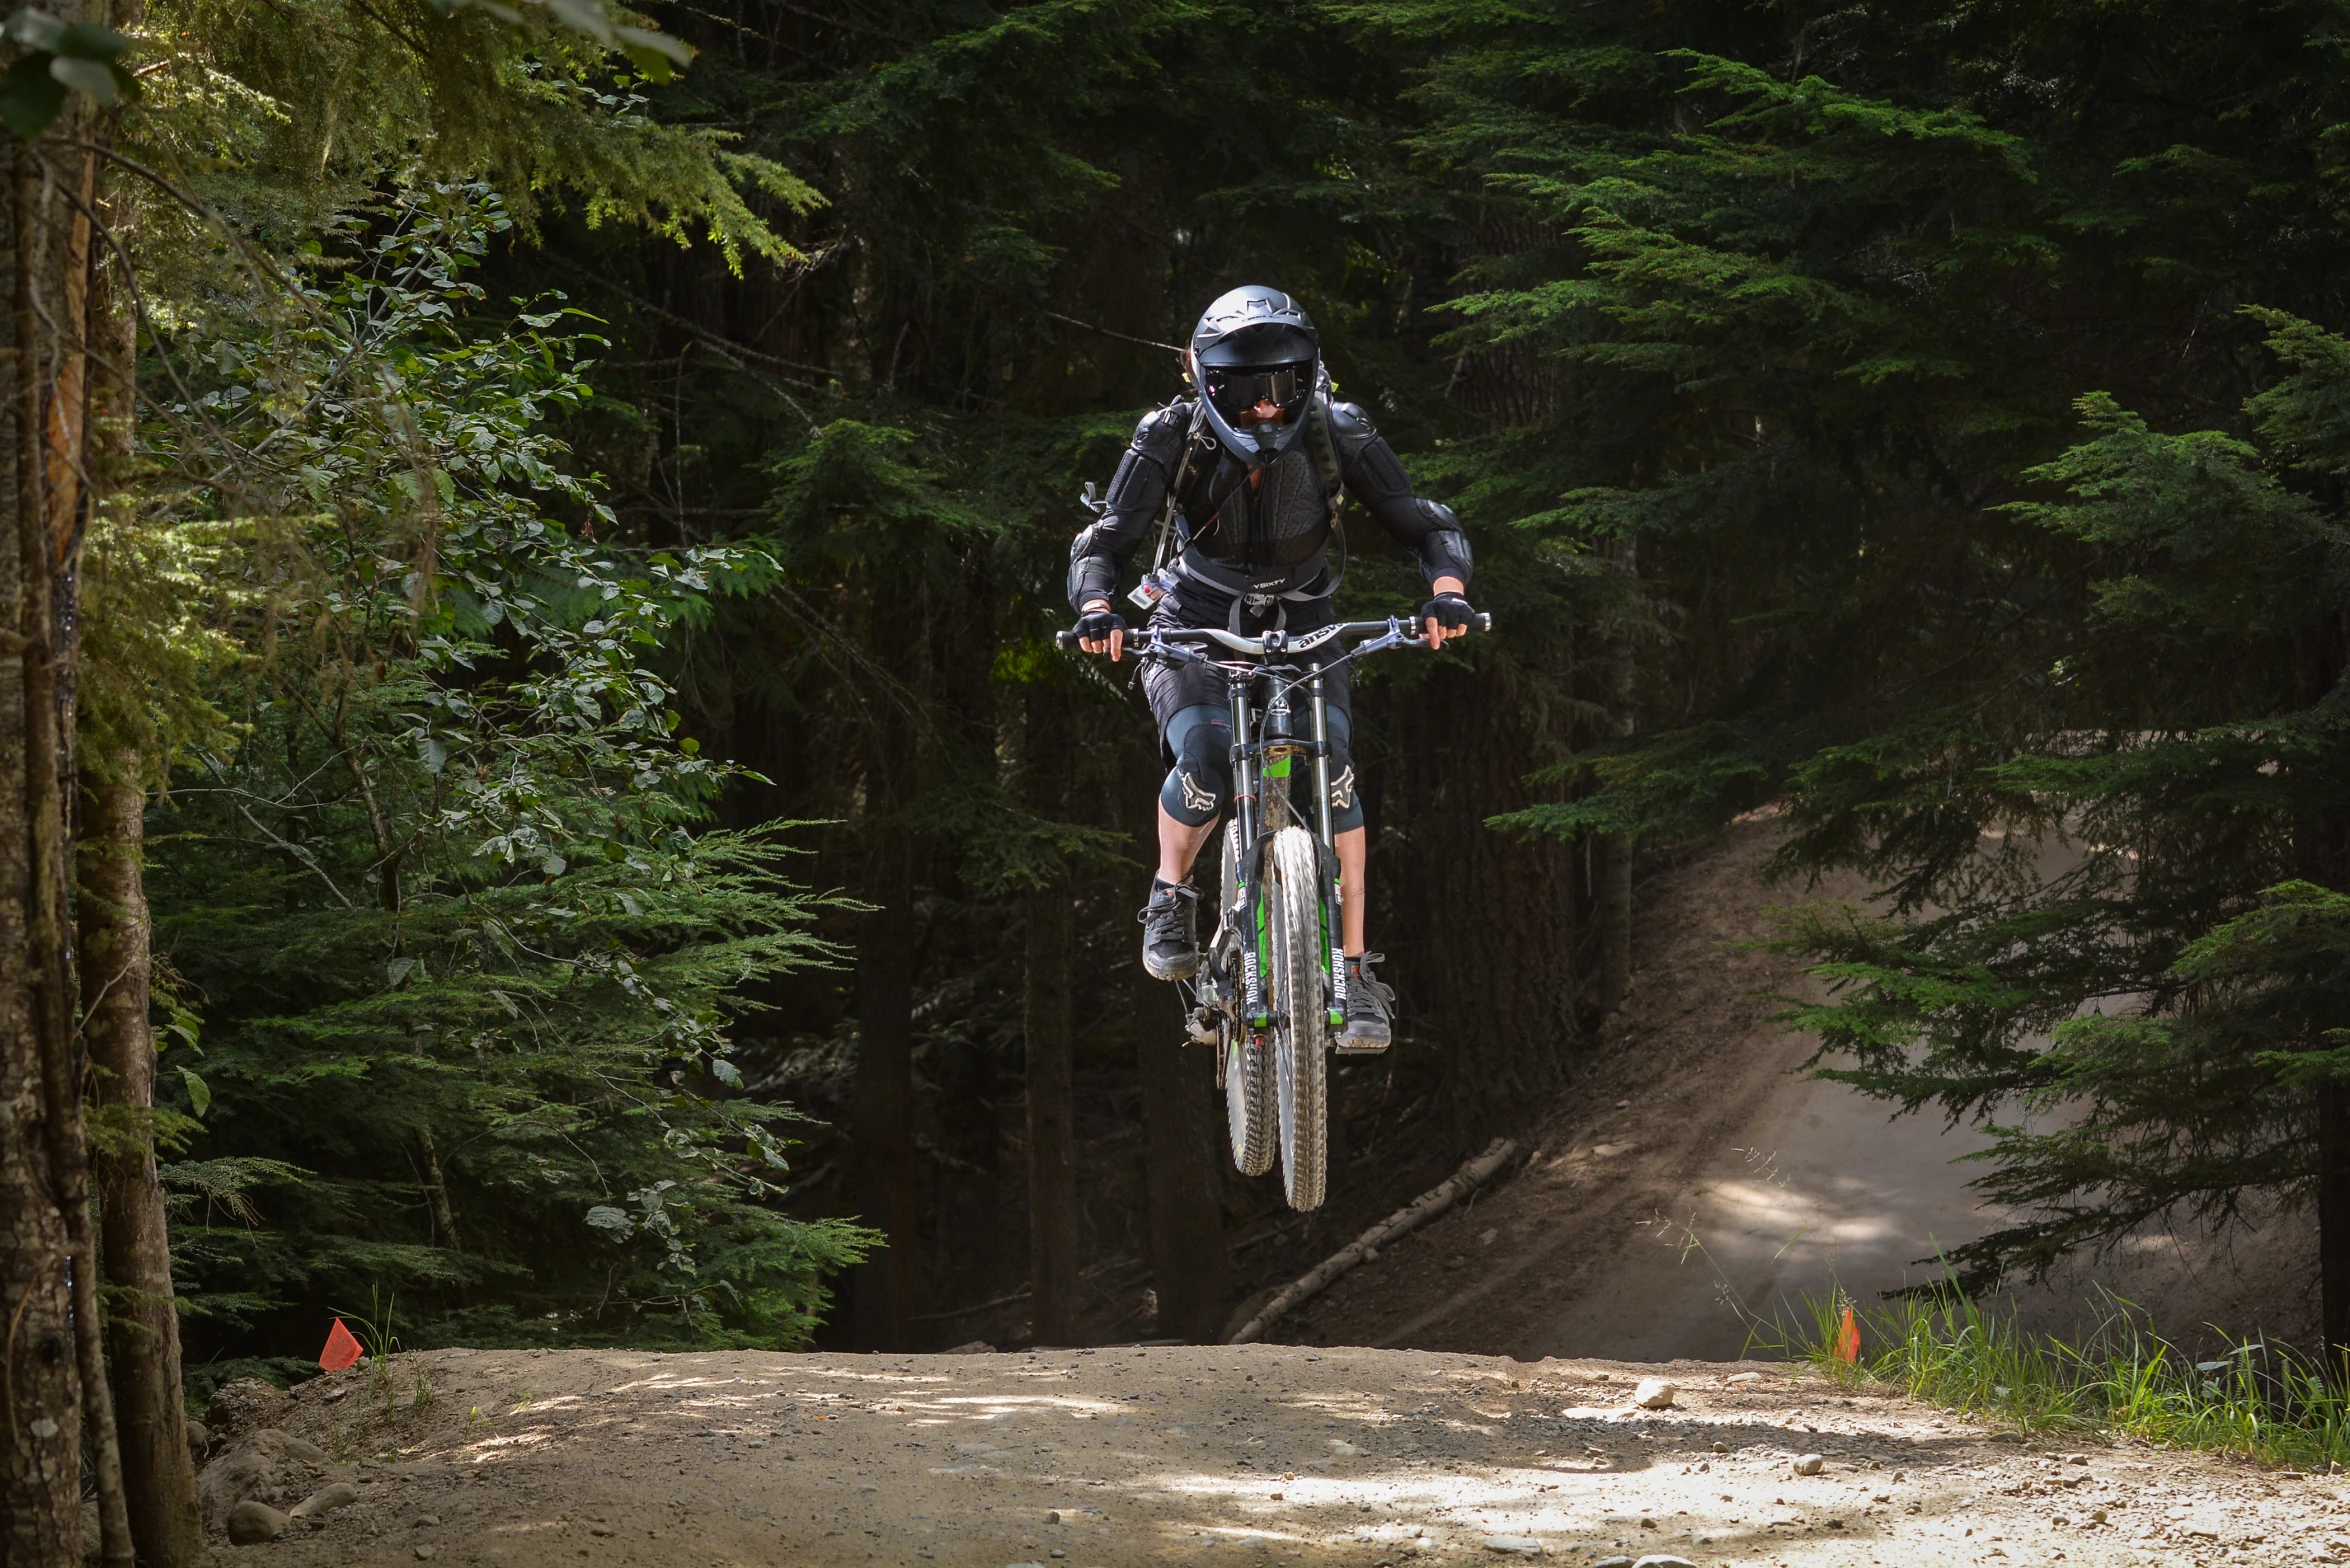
[[1185, 442, 1331, 571]]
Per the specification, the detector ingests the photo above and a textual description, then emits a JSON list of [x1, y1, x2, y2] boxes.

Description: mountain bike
[[1058, 612, 1491, 1210]]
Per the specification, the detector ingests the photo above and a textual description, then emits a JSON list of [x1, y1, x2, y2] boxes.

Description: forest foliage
[[53, 0, 2350, 1391]]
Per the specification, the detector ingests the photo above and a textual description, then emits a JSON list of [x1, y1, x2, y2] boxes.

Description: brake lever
[[1137, 631, 1205, 665]]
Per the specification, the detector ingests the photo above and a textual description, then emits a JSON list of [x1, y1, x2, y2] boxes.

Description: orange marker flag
[[1833, 1305, 1861, 1364], [319, 1317, 364, 1373]]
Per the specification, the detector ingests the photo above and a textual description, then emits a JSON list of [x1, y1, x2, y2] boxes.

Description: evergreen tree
[[1787, 320, 2350, 1350], [1374, 0, 2350, 1352], [140, 189, 871, 1369]]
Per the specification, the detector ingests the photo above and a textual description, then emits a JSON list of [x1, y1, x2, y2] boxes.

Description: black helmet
[[1189, 285, 1320, 466]]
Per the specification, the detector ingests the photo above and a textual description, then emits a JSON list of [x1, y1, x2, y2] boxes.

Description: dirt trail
[[1290, 815, 2315, 1360], [212, 1343, 2326, 1567], [196, 819, 2334, 1565]]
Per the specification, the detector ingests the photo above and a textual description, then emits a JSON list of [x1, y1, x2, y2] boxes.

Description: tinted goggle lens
[[1205, 361, 1311, 417]]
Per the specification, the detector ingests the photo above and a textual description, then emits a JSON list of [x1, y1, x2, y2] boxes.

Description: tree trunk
[[2324, 1080, 2350, 1374], [1386, 242, 1581, 1127], [1022, 882, 1079, 1345], [1018, 686, 1081, 1346], [418, 1127, 462, 1254], [1138, 1021, 1228, 1341], [20, 127, 133, 1568], [849, 821, 920, 1349], [81, 763, 202, 1567], [0, 128, 93, 1568], [1592, 536, 1638, 1018], [79, 43, 193, 1556], [1375, 656, 1579, 1133]]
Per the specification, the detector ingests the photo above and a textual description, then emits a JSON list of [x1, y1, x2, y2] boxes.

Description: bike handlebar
[[1054, 611, 1492, 654]]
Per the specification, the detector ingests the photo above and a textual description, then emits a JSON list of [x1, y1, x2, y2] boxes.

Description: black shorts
[[1141, 583, 1352, 760]]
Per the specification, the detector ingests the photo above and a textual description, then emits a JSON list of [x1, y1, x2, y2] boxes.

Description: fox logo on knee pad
[[1179, 769, 1220, 817], [1329, 765, 1355, 814]]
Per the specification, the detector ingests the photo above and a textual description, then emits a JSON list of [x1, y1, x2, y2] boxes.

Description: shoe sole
[[1334, 1025, 1391, 1054], [1144, 951, 1201, 982]]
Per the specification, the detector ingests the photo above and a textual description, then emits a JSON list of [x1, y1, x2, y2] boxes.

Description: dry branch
[[1224, 1136, 1520, 1344]]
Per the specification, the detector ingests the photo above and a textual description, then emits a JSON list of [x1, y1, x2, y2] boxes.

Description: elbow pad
[[1414, 506, 1473, 586], [1068, 523, 1120, 611]]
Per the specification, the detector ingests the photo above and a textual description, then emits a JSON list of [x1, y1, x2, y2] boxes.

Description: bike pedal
[[1333, 1038, 1392, 1056]]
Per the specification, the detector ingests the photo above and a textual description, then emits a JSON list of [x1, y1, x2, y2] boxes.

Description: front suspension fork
[[1229, 678, 1269, 1030], [1310, 672, 1344, 1028]]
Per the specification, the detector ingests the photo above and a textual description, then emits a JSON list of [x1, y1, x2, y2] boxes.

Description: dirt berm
[[199, 1343, 2329, 1567]]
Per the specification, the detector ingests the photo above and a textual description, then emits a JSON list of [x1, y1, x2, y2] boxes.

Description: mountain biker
[[1068, 284, 1475, 1050]]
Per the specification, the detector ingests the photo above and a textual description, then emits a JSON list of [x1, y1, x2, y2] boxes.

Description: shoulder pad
[[1131, 400, 1191, 461], [1326, 399, 1379, 451]]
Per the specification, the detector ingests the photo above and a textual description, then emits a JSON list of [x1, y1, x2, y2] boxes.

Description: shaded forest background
[[48, 0, 2350, 1399]]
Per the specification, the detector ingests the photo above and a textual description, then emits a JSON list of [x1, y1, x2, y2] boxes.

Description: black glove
[[1419, 592, 1473, 632], [1075, 606, 1127, 645]]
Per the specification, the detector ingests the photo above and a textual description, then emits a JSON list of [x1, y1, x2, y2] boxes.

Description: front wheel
[[1266, 826, 1330, 1210]]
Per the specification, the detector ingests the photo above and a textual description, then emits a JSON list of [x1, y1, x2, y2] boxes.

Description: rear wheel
[[1266, 825, 1329, 1210], [1219, 820, 1275, 1176]]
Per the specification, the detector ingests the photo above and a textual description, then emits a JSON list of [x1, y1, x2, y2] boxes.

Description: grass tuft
[[1747, 1284, 2350, 1471]]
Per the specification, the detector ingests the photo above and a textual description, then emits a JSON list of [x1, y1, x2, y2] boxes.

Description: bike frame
[[1130, 616, 1451, 1049], [1218, 631, 1344, 1037], [1054, 609, 1493, 1056]]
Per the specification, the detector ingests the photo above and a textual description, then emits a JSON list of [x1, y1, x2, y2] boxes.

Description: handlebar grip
[[1474, 611, 1493, 633], [1055, 628, 1081, 651]]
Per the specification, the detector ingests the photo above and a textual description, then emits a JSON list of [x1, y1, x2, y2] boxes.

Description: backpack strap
[[1303, 382, 1348, 594], [1303, 384, 1344, 511], [1127, 402, 1208, 610]]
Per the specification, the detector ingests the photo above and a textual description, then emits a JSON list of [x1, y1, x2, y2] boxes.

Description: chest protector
[[1176, 393, 1344, 575]]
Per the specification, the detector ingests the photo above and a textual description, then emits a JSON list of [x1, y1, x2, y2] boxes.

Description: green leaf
[[583, 1204, 633, 1240], [0, 54, 65, 139], [52, 22, 127, 60], [542, 0, 613, 43], [2, 9, 63, 52], [178, 1067, 211, 1119], [619, 41, 674, 83], [613, 22, 691, 65], [386, 956, 417, 989]]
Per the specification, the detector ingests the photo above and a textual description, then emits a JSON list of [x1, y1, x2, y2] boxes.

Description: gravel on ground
[[201, 1344, 2341, 1567]]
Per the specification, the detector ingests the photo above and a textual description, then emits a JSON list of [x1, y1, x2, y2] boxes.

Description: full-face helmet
[[1189, 285, 1319, 467]]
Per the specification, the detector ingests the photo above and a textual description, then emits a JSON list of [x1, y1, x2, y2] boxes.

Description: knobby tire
[[1268, 826, 1328, 1210], [1220, 819, 1276, 1176]]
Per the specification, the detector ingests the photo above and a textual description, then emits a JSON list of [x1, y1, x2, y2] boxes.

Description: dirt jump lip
[[201, 1343, 2279, 1567]]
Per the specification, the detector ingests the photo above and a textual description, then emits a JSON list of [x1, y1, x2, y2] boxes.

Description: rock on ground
[[290, 1480, 359, 1520], [198, 1427, 331, 1528], [206, 1344, 2335, 1567], [227, 1500, 291, 1544]]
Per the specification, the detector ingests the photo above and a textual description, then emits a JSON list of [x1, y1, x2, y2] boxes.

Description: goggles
[[1202, 360, 1313, 421]]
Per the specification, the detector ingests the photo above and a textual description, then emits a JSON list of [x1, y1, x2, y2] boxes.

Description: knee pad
[[1161, 707, 1233, 827], [1326, 708, 1364, 834]]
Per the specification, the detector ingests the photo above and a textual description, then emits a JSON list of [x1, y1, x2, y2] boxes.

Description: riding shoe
[[1338, 951, 1395, 1051], [1139, 879, 1201, 981]]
